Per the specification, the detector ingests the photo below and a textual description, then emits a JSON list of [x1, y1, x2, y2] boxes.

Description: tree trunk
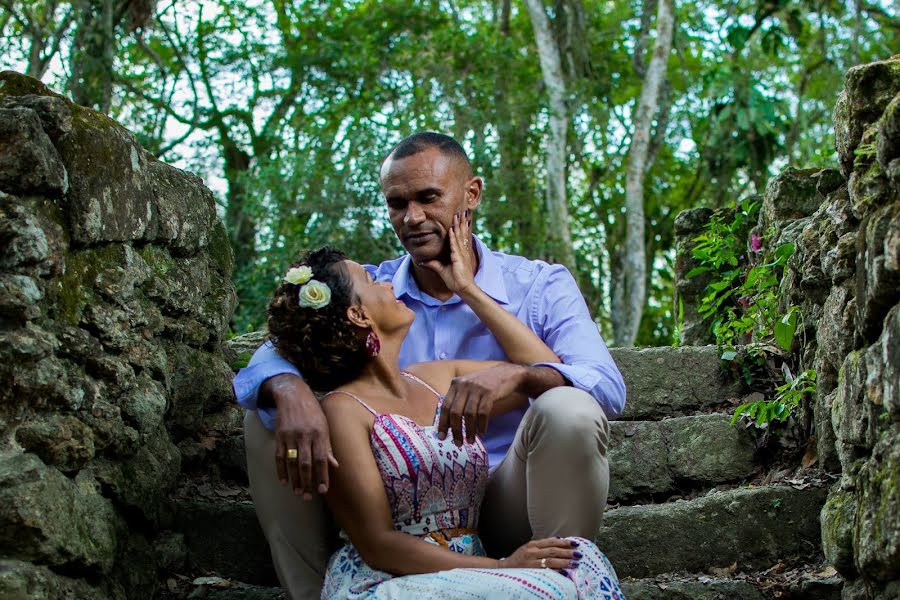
[[222, 140, 256, 274], [617, 0, 674, 347], [70, 0, 116, 112], [523, 0, 578, 275]]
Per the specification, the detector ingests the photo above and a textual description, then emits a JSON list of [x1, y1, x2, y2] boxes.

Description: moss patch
[[49, 246, 127, 326]]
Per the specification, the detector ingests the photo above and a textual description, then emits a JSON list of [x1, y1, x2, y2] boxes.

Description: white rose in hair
[[298, 280, 331, 309], [284, 266, 313, 285]]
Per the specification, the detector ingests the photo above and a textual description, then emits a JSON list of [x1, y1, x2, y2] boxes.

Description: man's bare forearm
[[258, 373, 312, 409], [518, 365, 568, 398]]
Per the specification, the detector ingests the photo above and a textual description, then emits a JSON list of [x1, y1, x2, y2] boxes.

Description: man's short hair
[[386, 132, 471, 171]]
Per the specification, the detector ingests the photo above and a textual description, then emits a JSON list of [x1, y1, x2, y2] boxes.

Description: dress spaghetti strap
[[323, 390, 378, 416], [401, 371, 443, 399]]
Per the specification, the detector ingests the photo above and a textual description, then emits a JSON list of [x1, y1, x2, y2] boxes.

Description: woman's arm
[[424, 211, 560, 365], [321, 395, 500, 575]]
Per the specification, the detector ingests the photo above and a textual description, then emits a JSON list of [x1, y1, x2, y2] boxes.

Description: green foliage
[[2, 0, 897, 341], [688, 198, 798, 349], [730, 367, 817, 427], [230, 352, 253, 371], [688, 199, 817, 428]]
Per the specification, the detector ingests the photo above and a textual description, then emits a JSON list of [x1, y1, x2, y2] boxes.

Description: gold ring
[[541, 558, 547, 568], [286, 448, 298, 460]]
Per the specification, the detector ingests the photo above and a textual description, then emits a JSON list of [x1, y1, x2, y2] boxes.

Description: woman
[[267, 214, 624, 599]]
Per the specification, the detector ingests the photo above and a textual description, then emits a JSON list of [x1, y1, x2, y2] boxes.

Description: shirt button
[[439, 352, 447, 359]]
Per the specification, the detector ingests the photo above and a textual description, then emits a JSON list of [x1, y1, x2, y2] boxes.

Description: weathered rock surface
[[834, 58, 900, 177], [0, 71, 236, 598], [598, 485, 827, 578], [675, 55, 900, 599], [760, 167, 824, 237], [611, 346, 743, 420], [609, 414, 757, 502], [674, 207, 717, 345], [0, 106, 67, 197], [0, 560, 109, 599], [0, 453, 118, 572]]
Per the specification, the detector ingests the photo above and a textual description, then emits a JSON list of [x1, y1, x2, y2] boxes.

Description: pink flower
[[750, 233, 762, 253]]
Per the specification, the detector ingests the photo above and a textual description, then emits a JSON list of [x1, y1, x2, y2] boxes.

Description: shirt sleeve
[[529, 265, 626, 419], [232, 340, 302, 412]]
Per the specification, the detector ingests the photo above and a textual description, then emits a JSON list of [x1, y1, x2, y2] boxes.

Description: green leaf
[[775, 243, 795, 262], [774, 309, 798, 351], [685, 266, 711, 278], [726, 26, 751, 51], [721, 350, 738, 361]]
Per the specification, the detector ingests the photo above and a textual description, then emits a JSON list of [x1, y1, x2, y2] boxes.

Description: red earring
[[366, 331, 381, 357]]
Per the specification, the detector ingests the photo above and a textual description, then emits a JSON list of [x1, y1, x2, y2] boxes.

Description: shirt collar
[[392, 235, 509, 306]]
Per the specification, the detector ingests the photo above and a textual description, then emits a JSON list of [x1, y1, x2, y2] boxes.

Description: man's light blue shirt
[[232, 236, 626, 468]]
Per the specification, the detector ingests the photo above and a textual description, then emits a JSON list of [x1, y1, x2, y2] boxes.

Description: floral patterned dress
[[321, 372, 625, 600]]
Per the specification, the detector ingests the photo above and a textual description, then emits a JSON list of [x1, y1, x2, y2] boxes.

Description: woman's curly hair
[[267, 246, 369, 391]]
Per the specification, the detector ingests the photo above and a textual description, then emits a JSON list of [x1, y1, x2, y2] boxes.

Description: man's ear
[[465, 176, 483, 211], [346, 304, 371, 329]]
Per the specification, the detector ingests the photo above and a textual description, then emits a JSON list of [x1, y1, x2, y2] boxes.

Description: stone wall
[[0, 72, 237, 598], [675, 56, 900, 600]]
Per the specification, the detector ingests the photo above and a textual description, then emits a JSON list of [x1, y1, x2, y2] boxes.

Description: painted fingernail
[[569, 560, 580, 568], [573, 551, 583, 559], [557, 569, 568, 576], [570, 540, 580, 547]]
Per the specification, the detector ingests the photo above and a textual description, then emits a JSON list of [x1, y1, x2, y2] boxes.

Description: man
[[233, 132, 625, 599]]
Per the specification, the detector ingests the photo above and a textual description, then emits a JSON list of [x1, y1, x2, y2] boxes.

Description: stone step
[[611, 346, 743, 420], [175, 499, 279, 587], [225, 336, 745, 422], [609, 414, 759, 503], [620, 579, 767, 599], [175, 484, 826, 589], [598, 484, 828, 579], [621, 572, 842, 600], [203, 410, 760, 506], [158, 579, 286, 600]]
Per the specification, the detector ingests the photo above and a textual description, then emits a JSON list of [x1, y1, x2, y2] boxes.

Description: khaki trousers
[[243, 386, 610, 600]]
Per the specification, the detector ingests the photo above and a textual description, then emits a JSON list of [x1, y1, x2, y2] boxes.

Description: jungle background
[[2, 0, 897, 347]]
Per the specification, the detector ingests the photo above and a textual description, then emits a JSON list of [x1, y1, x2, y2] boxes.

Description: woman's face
[[342, 260, 414, 334]]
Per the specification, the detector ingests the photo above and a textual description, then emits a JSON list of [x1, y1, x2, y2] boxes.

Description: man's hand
[[438, 363, 526, 445], [264, 374, 339, 499]]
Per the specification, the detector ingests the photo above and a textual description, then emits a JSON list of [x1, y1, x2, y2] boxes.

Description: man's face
[[381, 147, 481, 265]]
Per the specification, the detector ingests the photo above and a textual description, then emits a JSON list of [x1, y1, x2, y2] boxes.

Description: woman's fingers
[[532, 537, 580, 549], [543, 557, 579, 570]]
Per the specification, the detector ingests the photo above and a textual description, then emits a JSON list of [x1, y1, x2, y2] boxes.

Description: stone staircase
[[162, 344, 838, 599]]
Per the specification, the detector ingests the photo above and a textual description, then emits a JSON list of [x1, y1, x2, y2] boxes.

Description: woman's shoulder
[[403, 362, 453, 396], [321, 387, 374, 421]]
